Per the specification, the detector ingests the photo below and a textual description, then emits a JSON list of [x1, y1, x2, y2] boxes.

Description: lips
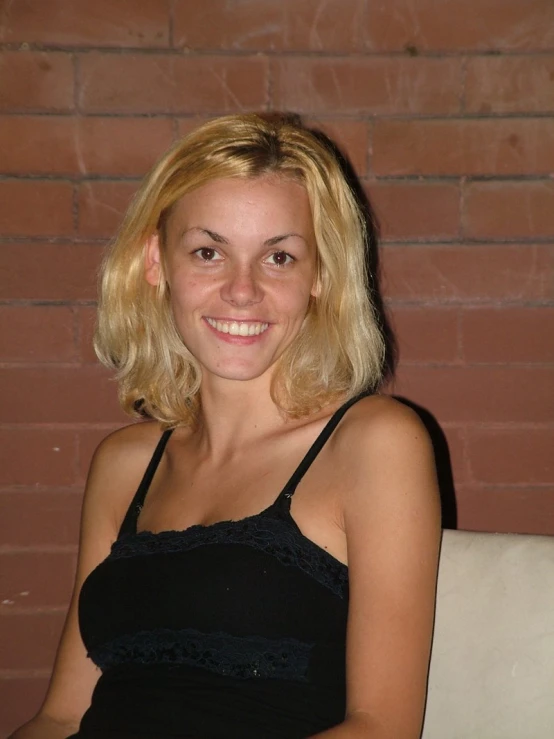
[[205, 317, 270, 337]]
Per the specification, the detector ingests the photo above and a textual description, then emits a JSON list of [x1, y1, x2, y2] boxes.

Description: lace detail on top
[[89, 626, 313, 681], [110, 515, 348, 600]]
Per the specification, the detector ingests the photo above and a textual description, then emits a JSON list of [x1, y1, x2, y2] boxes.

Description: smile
[[205, 318, 270, 337]]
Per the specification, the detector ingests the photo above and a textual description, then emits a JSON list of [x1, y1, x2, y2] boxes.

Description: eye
[[266, 251, 294, 267], [193, 247, 222, 262]]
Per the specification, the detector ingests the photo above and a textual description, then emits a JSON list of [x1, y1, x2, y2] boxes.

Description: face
[[145, 176, 318, 387]]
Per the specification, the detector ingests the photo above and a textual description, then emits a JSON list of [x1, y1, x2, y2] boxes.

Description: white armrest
[[422, 529, 554, 739]]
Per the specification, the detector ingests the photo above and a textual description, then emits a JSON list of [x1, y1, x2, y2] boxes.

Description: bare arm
[[310, 398, 441, 738], [8, 714, 80, 739], [9, 423, 161, 739]]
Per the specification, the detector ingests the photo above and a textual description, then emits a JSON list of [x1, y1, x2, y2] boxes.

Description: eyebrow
[[182, 227, 307, 247]]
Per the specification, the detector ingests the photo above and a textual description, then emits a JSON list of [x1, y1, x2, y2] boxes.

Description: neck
[[195, 374, 289, 462]]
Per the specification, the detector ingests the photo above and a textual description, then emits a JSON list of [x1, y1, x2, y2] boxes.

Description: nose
[[220, 264, 263, 307]]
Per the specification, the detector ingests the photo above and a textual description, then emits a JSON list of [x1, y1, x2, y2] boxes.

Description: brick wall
[[1, 0, 553, 731]]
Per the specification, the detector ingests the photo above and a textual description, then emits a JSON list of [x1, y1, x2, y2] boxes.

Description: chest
[[136, 431, 350, 565]]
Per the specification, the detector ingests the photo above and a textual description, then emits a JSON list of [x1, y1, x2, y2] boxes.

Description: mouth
[[205, 317, 270, 337]]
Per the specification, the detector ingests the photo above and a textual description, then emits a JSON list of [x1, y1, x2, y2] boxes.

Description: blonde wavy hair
[[95, 113, 384, 426]]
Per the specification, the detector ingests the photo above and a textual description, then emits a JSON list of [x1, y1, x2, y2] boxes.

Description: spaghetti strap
[[278, 392, 370, 501], [117, 428, 174, 538]]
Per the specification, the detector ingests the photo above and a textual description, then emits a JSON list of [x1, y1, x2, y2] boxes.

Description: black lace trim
[[90, 626, 313, 681], [110, 516, 348, 599]]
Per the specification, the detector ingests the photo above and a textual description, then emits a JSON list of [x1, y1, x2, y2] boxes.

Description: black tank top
[[74, 394, 365, 739]]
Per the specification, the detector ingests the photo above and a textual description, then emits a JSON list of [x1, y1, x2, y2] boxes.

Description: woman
[[11, 114, 441, 739]]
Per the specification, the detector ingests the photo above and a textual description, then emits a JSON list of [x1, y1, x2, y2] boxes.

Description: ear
[[144, 233, 162, 286], [310, 273, 322, 299]]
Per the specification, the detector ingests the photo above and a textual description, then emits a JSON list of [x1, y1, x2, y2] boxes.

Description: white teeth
[[206, 318, 269, 336]]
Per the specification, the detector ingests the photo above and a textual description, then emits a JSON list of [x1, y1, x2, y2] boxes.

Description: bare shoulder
[[90, 420, 165, 473], [337, 394, 434, 464], [84, 420, 166, 526], [331, 394, 439, 516]]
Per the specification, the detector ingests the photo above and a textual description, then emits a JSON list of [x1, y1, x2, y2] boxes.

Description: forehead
[[168, 176, 313, 231]]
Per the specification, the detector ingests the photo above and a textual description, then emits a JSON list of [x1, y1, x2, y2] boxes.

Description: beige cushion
[[422, 529, 554, 738]]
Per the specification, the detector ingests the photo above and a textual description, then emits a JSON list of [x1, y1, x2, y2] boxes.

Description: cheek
[[284, 277, 314, 309], [168, 275, 216, 324], [168, 272, 199, 301]]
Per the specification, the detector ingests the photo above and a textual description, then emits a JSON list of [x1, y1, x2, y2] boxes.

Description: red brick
[[0, 553, 75, 608], [0, 429, 76, 487], [176, 117, 214, 139], [465, 181, 554, 240], [465, 56, 554, 114], [0, 116, 78, 175], [0, 181, 74, 237], [77, 305, 98, 363], [0, 677, 49, 738], [461, 307, 554, 363], [2, 0, 170, 47], [77, 426, 127, 483], [0, 51, 74, 112], [391, 365, 554, 423], [170, 56, 268, 114], [456, 485, 554, 536], [76, 116, 175, 176], [303, 118, 369, 177], [372, 118, 554, 177], [0, 244, 103, 302], [78, 53, 268, 114], [0, 116, 174, 177], [0, 306, 76, 363], [389, 307, 459, 362], [174, 0, 364, 52], [381, 244, 553, 303], [78, 53, 173, 113], [0, 612, 65, 670], [467, 428, 554, 485], [366, 0, 554, 52], [272, 57, 462, 116], [0, 366, 127, 424], [78, 180, 138, 238], [367, 182, 460, 242], [0, 492, 81, 547]]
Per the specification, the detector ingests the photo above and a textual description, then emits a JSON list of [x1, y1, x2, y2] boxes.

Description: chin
[[200, 358, 276, 384]]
